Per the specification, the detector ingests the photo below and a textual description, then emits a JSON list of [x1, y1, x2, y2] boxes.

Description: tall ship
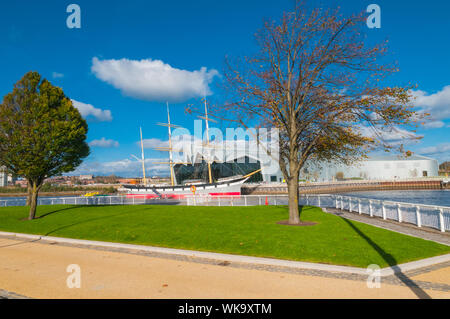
[[123, 100, 260, 199]]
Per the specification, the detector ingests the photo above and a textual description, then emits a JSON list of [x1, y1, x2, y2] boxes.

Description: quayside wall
[[243, 179, 447, 195]]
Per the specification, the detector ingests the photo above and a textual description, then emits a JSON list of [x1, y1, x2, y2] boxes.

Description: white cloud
[[89, 138, 119, 148], [417, 143, 450, 155], [411, 86, 450, 127], [71, 99, 113, 122], [141, 138, 169, 149], [52, 72, 64, 79], [422, 120, 445, 129], [357, 125, 422, 146], [73, 158, 169, 176], [91, 57, 219, 102]]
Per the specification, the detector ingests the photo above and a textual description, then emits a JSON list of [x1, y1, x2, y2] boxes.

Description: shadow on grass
[[36, 205, 89, 219], [44, 211, 134, 236], [341, 217, 431, 299]]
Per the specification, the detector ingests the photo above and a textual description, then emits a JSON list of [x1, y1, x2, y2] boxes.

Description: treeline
[[93, 174, 123, 184], [439, 162, 450, 171], [0, 183, 117, 194]]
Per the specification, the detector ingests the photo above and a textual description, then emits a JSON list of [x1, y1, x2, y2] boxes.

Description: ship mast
[[166, 102, 175, 186], [204, 99, 213, 184], [154, 103, 185, 186], [139, 127, 147, 186], [197, 98, 218, 184]]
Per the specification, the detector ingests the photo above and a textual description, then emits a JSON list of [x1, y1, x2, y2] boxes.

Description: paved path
[[325, 208, 450, 246], [0, 237, 449, 299]]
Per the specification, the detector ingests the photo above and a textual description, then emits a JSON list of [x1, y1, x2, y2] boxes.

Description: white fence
[[0, 194, 448, 232], [330, 195, 450, 233]]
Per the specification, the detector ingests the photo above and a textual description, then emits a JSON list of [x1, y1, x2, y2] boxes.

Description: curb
[[1, 230, 449, 277]]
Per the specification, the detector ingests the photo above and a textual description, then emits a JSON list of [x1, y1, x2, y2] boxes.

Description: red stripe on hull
[[126, 192, 241, 199]]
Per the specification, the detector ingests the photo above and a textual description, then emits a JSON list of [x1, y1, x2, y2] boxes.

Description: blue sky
[[0, 0, 449, 177]]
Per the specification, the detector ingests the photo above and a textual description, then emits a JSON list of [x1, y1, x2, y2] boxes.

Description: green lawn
[[0, 204, 448, 268]]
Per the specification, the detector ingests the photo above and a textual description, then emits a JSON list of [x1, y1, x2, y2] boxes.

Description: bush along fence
[[0, 194, 448, 232]]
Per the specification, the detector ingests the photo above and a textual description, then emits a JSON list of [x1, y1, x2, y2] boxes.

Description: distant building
[[0, 166, 7, 187], [306, 154, 439, 181], [78, 175, 93, 180], [15, 179, 28, 188]]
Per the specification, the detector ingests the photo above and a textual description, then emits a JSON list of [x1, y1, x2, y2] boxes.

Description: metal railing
[[331, 195, 450, 233], [0, 193, 448, 232]]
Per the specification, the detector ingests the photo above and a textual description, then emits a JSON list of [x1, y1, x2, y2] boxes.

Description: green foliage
[[0, 71, 90, 182], [0, 205, 448, 267], [439, 161, 450, 171]]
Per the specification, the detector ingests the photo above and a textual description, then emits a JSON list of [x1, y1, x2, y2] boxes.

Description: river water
[[340, 190, 450, 207]]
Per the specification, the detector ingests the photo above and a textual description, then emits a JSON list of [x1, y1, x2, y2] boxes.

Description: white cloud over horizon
[[52, 72, 64, 79], [357, 124, 422, 146], [72, 157, 170, 177], [411, 85, 450, 129], [418, 142, 450, 156], [71, 99, 113, 122], [141, 138, 169, 149], [91, 57, 219, 102], [89, 137, 119, 148]]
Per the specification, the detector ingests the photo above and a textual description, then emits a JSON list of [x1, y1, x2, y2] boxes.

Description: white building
[[0, 166, 8, 187], [303, 154, 439, 182]]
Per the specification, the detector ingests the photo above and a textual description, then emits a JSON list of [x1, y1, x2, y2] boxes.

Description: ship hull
[[123, 176, 248, 199]]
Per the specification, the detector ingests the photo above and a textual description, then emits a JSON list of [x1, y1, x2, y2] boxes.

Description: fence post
[[218, 197, 221, 207], [415, 206, 422, 228], [318, 196, 321, 207], [397, 204, 402, 223], [274, 197, 277, 206], [133, 196, 135, 205], [340, 196, 343, 210], [358, 199, 361, 215], [306, 196, 309, 206], [244, 196, 247, 206], [335, 196, 338, 209], [439, 208, 445, 232], [369, 200, 373, 217], [349, 198, 352, 212], [382, 203, 386, 220], [259, 196, 261, 206], [75, 197, 77, 205]]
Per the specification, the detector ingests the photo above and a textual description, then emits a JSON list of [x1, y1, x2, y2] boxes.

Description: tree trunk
[[26, 183, 32, 206], [28, 181, 40, 220], [287, 173, 301, 224]]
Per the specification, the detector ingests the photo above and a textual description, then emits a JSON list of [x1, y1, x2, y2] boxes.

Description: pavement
[[0, 235, 449, 299]]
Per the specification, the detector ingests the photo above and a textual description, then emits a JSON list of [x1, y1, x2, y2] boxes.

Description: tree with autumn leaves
[[216, 2, 423, 224], [0, 72, 90, 220]]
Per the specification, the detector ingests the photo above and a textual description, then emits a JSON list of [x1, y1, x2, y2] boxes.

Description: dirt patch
[[277, 220, 317, 226]]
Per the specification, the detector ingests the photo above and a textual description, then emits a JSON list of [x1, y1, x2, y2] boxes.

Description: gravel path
[[0, 236, 449, 298]]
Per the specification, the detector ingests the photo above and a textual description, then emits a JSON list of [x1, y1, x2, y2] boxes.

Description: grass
[[0, 204, 448, 268]]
